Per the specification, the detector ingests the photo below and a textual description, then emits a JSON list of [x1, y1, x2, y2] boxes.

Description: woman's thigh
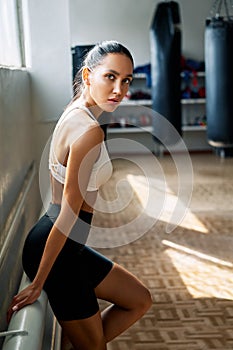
[[95, 263, 152, 309]]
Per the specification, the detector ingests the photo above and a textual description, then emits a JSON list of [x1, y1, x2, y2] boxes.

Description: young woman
[[7, 41, 152, 350]]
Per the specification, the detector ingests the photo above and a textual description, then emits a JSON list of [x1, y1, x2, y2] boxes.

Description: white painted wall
[[21, 0, 74, 178], [22, 0, 73, 122], [70, 0, 213, 66]]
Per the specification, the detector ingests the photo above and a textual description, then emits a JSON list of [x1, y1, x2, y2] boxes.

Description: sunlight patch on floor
[[127, 174, 209, 234], [162, 242, 233, 300]]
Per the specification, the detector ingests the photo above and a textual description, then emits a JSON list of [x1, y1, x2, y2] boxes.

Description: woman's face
[[86, 53, 133, 112]]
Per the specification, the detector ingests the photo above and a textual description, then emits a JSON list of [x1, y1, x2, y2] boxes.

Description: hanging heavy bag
[[71, 44, 94, 80], [71, 44, 109, 138], [205, 0, 233, 153], [150, 1, 182, 146]]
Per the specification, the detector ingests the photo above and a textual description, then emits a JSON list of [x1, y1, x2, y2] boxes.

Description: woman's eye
[[106, 74, 115, 80], [123, 78, 132, 85]]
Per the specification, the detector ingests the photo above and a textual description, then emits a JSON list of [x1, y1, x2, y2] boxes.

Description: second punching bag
[[205, 14, 233, 154], [150, 1, 182, 144]]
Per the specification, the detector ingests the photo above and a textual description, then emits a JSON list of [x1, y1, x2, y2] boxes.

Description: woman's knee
[[126, 282, 152, 317], [95, 263, 152, 315], [137, 285, 153, 315]]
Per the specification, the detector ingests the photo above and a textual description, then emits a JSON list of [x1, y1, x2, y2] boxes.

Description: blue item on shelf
[[133, 63, 152, 88]]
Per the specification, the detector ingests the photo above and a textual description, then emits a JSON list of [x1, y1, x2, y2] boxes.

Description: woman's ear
[[82, 66, 91, 85]]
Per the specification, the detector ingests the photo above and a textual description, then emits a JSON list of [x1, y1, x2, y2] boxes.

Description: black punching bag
[[71, 44, 108, 137], [150, 1, 182, 144], [71, 45, 94, 80], [205, 12, 233, 156]]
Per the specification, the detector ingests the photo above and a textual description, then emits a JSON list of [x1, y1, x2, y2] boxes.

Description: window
[[0, 0, 24, 67]]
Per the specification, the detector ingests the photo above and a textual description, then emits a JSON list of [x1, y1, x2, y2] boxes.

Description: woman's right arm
[[7, 125, 104, 322], [31, 124, 104, 288]]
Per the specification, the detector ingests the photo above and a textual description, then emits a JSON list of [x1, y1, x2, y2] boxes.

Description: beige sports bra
[[49, 104, 112, 192]]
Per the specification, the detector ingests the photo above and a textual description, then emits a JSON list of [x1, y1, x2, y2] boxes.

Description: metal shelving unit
[[107, 71, 210, 152]]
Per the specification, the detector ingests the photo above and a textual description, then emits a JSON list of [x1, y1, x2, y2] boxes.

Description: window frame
[[0, 0, 25, 68]]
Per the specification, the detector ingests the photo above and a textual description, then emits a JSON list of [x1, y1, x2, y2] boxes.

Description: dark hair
[[73, 40, 134, 99]]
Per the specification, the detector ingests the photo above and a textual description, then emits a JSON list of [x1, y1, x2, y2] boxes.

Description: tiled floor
[[91, 152, 233, 350]]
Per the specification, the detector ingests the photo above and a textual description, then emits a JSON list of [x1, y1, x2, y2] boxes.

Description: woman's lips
[[108, 98, 120, 103]]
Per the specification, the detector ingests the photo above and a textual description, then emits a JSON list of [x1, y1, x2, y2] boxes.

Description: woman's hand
[[7, 283, 42, 323]]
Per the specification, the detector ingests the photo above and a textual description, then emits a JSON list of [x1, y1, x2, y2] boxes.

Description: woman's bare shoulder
[[58, 108, 104, 149]]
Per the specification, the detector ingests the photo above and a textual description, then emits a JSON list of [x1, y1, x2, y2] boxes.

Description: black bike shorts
[[22, 203, 113, 321]]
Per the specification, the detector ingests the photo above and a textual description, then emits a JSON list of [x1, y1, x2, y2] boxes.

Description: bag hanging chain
[[210, 0, 222, 17], [210, 0, 233, 19], [223, 0, 230, 19]]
